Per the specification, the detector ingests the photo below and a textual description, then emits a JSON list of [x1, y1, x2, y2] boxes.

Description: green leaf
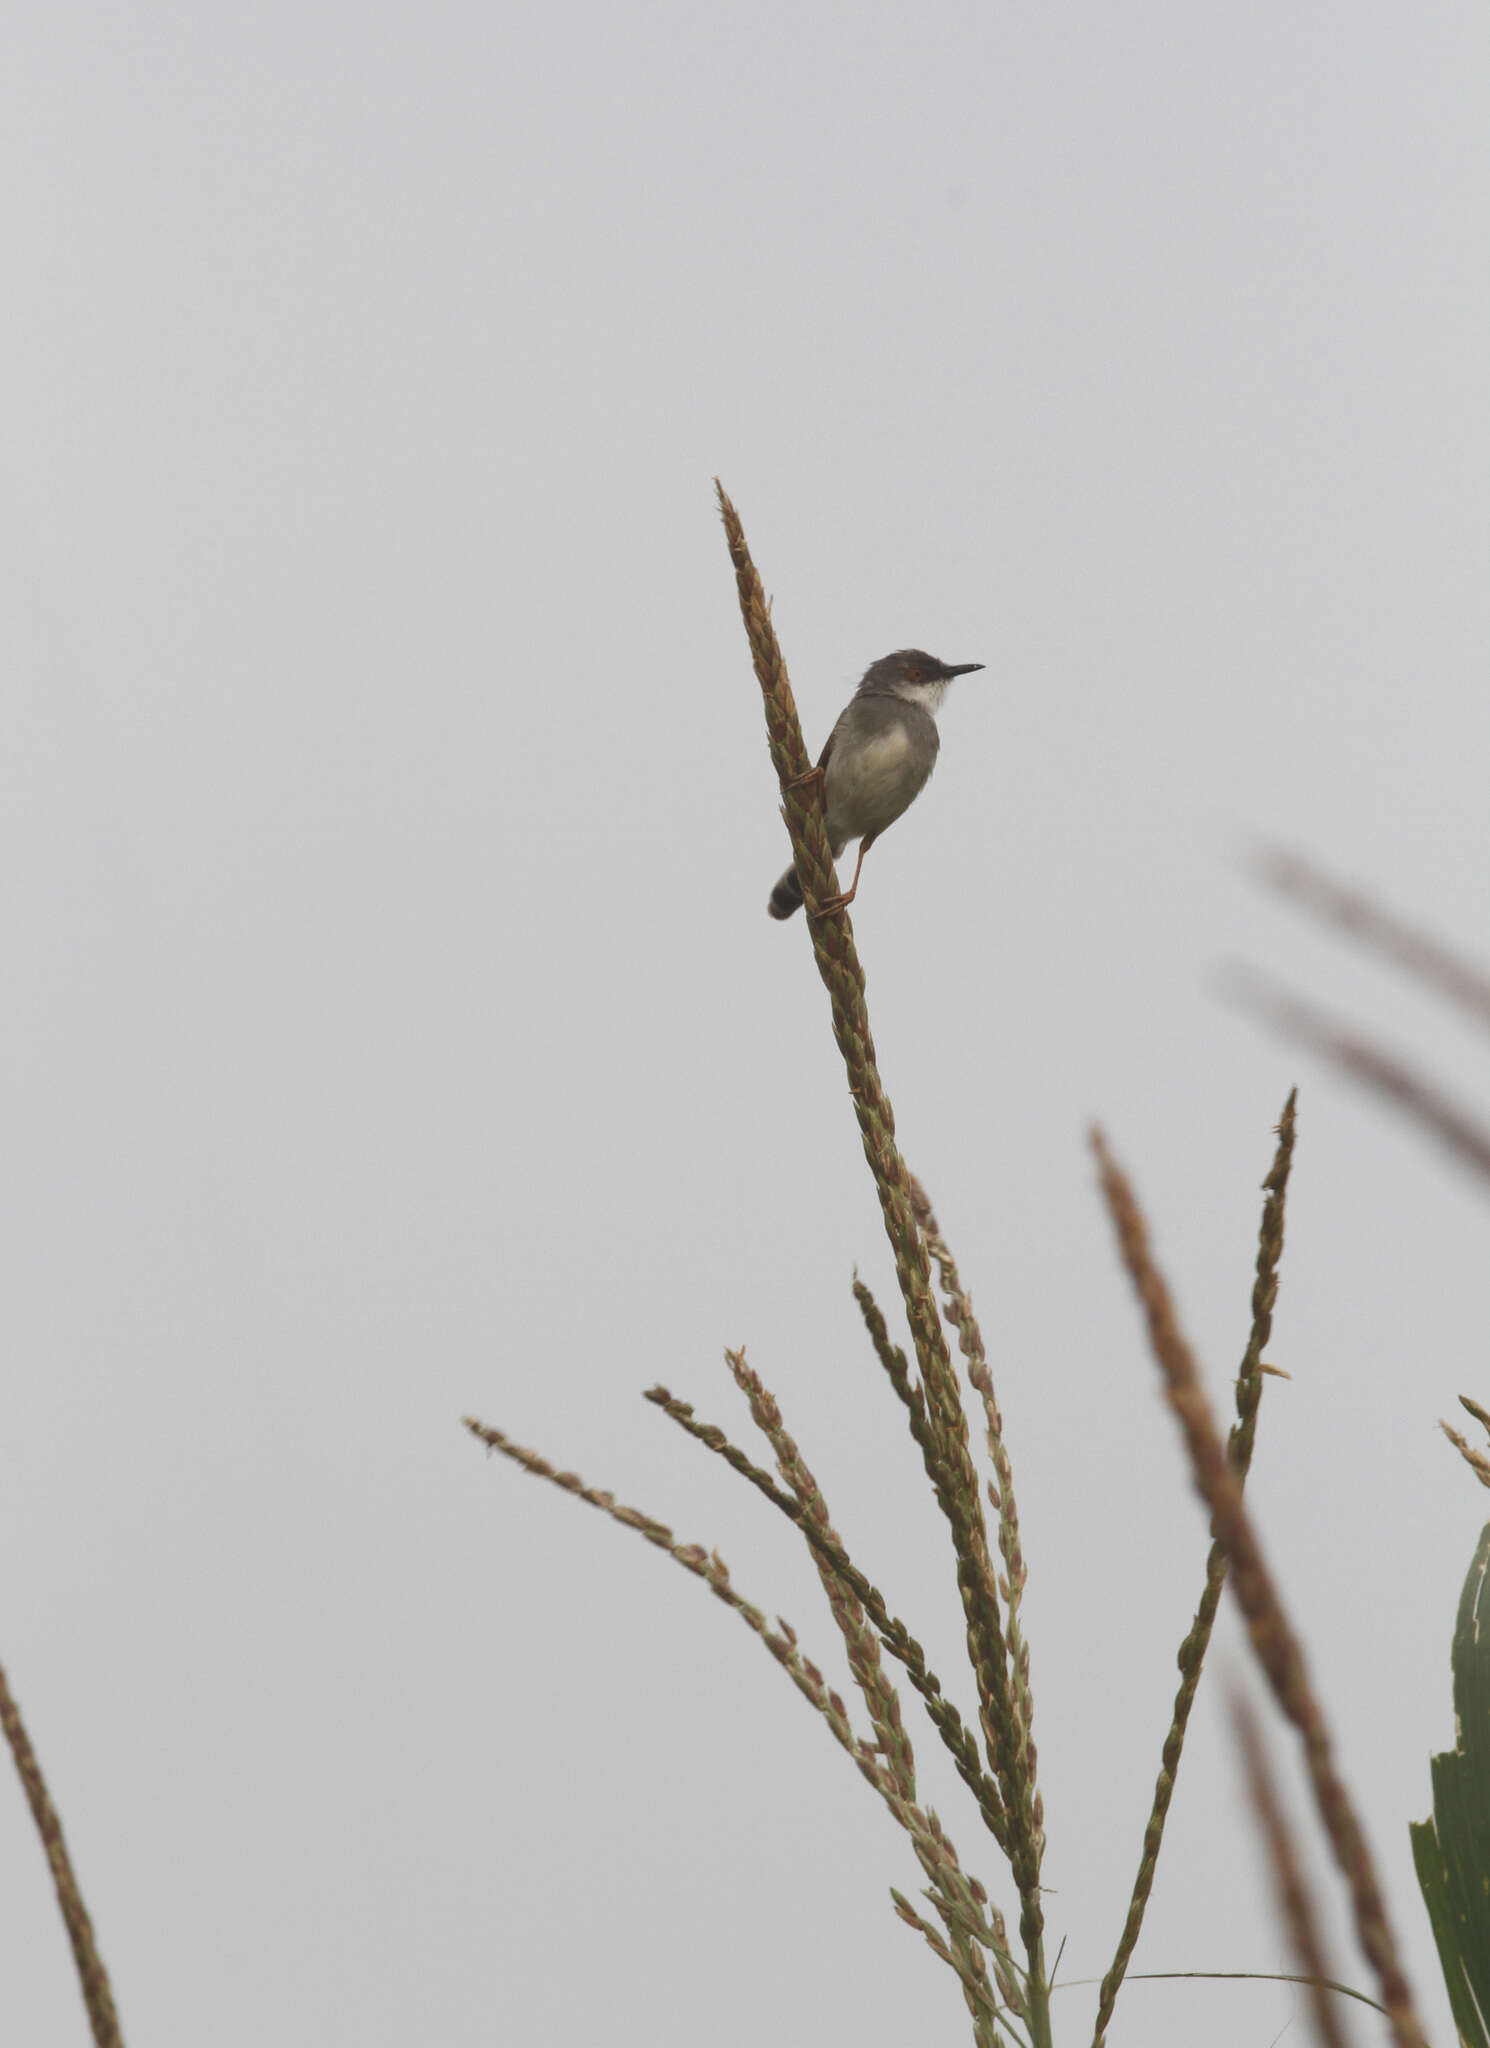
[[1411, 1521, 1490, 2047]]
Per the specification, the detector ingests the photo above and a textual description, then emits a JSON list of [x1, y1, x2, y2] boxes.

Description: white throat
[[891, 678, 951, 716]]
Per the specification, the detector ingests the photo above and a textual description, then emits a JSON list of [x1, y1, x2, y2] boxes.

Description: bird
[[767, 649, 984, 919]]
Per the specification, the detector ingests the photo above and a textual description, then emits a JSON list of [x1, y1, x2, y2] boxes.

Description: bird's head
[[859, 649, 984, 713]]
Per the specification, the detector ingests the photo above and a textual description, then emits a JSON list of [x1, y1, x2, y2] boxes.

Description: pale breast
[[824, 715, 937, 841]]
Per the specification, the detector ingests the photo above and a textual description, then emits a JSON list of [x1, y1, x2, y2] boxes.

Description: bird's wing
[[817, 697, 863, 771]]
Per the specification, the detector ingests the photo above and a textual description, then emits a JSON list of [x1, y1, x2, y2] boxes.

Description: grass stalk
[[716, 481, 1046, 1973], [1090, 1129, 1429, 2048], [1253, 844, 1490, 1032], [1089, 1091, 1296, 2045], [462, 1414, 1022, 2030], [1224, 971, 1490, 1188], [0, 1659, 125, 2048], [643, 1377, 1009, 1834], [1232, 1691, 1351, 2048]]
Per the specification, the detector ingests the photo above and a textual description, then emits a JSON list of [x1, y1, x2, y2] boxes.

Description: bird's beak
[[945, 663, 984, 678]]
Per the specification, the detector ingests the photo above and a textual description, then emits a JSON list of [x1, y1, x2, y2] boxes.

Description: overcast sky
[[4, 4, 1488, 2044]]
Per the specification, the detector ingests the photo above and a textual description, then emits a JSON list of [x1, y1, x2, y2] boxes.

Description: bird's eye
[[909, 666, 923, 681]]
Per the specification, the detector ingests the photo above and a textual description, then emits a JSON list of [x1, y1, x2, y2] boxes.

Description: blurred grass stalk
[[1091, 1128, 1428, 2048], [1229, 846, 1490, 1192], [1231, 1691, 1351, 2048], [1240, 846, 1490, 2038], [1241, 845, 1490, 2032], [0, 1659, 124, 2048]]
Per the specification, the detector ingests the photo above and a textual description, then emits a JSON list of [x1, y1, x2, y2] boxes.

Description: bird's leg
[[782, 762, 826, 803], [809, 833, 878, 917]]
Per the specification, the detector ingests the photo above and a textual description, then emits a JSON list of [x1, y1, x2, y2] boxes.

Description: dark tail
[[768, 865, 804, 920]]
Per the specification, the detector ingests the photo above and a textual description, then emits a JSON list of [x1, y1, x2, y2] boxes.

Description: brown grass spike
[[908, 1173, 1040, 1855], [644, 1379, 1010, 1849], [1233, 1692, 1353, 2048], [462, 1414, 1022, 2033], [0, 1659, 125, 2048], [715, 481, 1045, 1964], [1090, 1127, 1429, 2048], [1090, 1091, 1296, 2046]]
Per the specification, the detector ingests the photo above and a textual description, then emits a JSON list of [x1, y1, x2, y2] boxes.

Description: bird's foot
[[806, 832, 875, 918], [807, 883, 858, 919], [783, 763, 826, 802]]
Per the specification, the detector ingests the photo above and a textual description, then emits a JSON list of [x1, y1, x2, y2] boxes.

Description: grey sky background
[[4, 3, 1487, 2043]]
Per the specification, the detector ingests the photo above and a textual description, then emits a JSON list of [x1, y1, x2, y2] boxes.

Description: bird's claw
[[783, 763, 826, 801]]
